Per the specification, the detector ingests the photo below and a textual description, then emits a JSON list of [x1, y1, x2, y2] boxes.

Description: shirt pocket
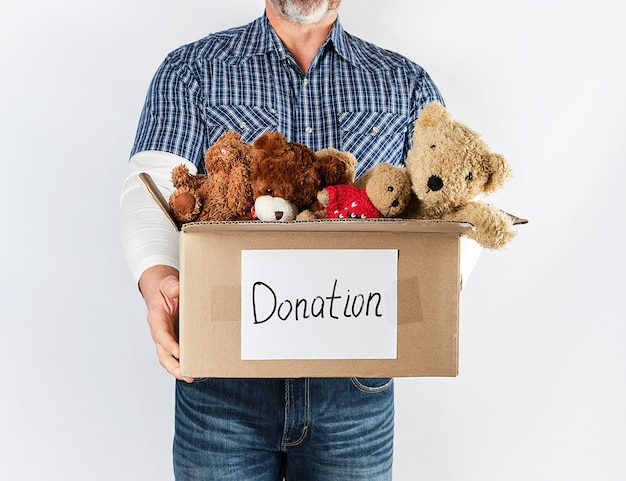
[[338, 111, 408, 177], [205, 105, 278, 145]]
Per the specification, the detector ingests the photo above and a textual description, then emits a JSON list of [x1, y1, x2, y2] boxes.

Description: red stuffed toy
[[317, 162, 413, 219], [323, 184, 382, 219]]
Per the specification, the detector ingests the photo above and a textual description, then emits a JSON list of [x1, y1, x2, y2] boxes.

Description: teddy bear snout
[[254, 195, 298, 222], [427, 175, 444, 192]]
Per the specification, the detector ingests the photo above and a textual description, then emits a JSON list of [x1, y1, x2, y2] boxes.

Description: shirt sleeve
[[403, 65, 445, 158], [130, 49, 207, 170], [119, 150, 197, 284]]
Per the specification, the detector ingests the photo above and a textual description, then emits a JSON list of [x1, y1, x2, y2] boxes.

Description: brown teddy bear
[[404, 102, 516, 249], [250, 132, 356, 221], [315, 163, 412, 219], [169, 131, 254, 223]]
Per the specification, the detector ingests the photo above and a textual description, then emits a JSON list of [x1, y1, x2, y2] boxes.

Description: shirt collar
[[327, 17, 358, 67], [234, 13, 360, 68]]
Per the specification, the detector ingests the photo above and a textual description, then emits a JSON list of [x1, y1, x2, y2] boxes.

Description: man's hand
[[138, 265, 193, 383]]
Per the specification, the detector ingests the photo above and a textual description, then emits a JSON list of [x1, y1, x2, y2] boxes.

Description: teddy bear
[[314, 162, 412, 219], [169, 130, 254, 223], [404, 101, 516, 249], [249, 132, 357, 221]]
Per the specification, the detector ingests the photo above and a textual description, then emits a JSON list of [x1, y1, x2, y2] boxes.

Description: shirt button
[[239, 121, 247, 129], [372, 126, 380, 133], [305, 126, 313, 134], [303, 78, 310, 85]]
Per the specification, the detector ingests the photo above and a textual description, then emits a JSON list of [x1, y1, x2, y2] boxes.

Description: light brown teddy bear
[[315, 163, 412, 219], [250, 132, 356, 221], [404, 102, 516, 249], [169, 131, 254, 223]]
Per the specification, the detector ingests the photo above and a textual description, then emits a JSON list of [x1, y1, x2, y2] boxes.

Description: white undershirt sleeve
[[119, 150, 198, 284]]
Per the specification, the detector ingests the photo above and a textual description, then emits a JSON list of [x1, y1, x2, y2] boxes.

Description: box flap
[[503, 211, 529, 225], [136, 173, 180, 231]]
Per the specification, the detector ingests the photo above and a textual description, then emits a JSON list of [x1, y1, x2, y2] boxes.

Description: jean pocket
[[350, 377, 393, 394], [187, 377, 210, 384]]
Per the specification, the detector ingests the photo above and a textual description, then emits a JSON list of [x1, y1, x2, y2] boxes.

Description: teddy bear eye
[[430, 144, 437, 149], [387, 186, 394, 192], [265, 188, 273, 195], [465, 172, 473, 181]]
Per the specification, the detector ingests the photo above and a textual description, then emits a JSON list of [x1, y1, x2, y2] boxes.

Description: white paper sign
[[241, 249, 398, 360]]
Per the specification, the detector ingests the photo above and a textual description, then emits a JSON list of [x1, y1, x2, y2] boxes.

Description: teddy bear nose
[[391, 200, 399, 208], [427, 175, 444, 192], [274, 211, 284, 220]]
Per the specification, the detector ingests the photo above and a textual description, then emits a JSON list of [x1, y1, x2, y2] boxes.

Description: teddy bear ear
[[321, 149, 357, 173], [484, 152, 513, 194], [252, 132, 272, 151], [253, 131, 285, 153], [316, 149, 357, 185], [416, 102, 449, 129]]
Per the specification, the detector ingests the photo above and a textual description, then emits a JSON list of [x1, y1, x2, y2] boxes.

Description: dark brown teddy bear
[[250, 132, 356, 221], [169, 131, 254, 223]]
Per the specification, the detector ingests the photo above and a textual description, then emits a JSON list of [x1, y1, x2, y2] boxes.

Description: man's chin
[[269, 0, 333, 25]]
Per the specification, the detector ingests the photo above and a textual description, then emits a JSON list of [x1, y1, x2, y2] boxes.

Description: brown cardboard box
[[137, 173, 474, 378], [178, 219, 471, 378]]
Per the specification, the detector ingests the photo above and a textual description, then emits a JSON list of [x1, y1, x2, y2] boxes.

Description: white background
[[1, 1, 624, 480]]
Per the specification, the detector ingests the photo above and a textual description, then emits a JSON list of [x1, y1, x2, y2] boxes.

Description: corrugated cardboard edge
[[180, 218, 474, 234]]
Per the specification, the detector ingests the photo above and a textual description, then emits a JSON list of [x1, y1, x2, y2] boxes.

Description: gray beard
[[270, 0, 331, 24]]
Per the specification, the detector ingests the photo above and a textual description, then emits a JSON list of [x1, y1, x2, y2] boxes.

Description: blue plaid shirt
[[131, 13, 443, 178]]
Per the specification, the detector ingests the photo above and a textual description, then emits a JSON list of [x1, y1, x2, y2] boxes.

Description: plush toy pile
[[249, 132, 356, 221], [166, 102, 520, 249]]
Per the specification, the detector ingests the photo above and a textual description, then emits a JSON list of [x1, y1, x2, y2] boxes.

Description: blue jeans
[[173, 377, 394, 481]]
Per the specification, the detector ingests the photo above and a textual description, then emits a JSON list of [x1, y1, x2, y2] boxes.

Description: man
[[120, 1, 468, 479]]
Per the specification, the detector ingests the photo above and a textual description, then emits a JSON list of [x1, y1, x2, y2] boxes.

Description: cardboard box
[[137, 173, 475, 378], [178, 219, 472, 378]]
